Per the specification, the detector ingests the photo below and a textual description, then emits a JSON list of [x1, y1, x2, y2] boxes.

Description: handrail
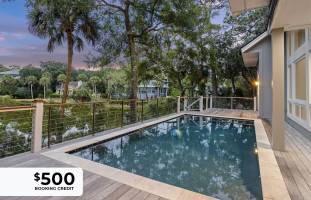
[[212, 96, 253, 100], [0, 106, 34, 113], [44, 97, 177, 107], [180, 96, 253, 99]]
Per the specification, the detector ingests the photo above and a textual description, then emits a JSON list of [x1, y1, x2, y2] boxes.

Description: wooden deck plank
[[118, 188, 141, 200], [145, 194, 160, 200], [262, 120, 311, 200], [0, 154, 164, 200], [274, 151, 303, 200], [130, 191, 150, 200], [103, 184, 132, 200]]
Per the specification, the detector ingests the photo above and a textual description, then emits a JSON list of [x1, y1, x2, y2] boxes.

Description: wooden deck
[[262, 121, 311, 200], [0, 153, 167, 200], [202, 108, 259, 119], [2, 109, 311, 200]]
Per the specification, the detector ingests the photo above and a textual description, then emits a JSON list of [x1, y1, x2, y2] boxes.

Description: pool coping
[[43, 111, 290, 200]]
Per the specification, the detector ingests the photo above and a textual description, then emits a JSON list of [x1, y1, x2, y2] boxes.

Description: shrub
[[72, 87, 91, 102], [0, 95, 14, 106], [14, 87, 30, 99]]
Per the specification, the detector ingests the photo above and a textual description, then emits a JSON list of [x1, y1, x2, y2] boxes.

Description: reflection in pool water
[[71, 115, 262, 200]]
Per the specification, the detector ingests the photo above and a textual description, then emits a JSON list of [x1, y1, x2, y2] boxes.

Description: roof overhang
[[241, 31, 269, 67], [229, 0, 270, 16], [270, 0, 311, 30]]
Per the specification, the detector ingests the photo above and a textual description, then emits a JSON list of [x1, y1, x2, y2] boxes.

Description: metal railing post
[[157, 98, 159, 116], [184, 97, 188, 111], [47, 106, 51, 148], [209, 95, 213, 109], [177, 96, 180, 113], [121, 101, 124, 127], [254, 96, 257, 111], [92, 102, 96, 135], [141, 100, 144, 121], [199, 96, 203, 112], [231, 98, 233, 109], [32, 99, 44, 153]]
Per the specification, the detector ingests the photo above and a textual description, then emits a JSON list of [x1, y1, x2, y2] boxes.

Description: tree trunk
[[125, 1, 138, 122], [158, 87, 160, 97], [231, 77, 236, 96], [60, 83, 63, 99], [211, 68, 218, 96], [59, 30, 74, 143], [43, 85, 46, 99], [30, 84, 33, 99], [177, 74, 185, 96], [61, 31, 74, 106]]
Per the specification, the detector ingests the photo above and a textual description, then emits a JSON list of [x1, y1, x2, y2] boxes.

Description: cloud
[[0, 8, 95, 69], [0, 44, 92, 69]]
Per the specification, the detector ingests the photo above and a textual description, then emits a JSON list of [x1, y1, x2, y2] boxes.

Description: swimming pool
[[71, 115, 262, 200]]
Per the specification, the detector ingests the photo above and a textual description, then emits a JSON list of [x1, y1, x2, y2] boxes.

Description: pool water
[[71, 115, 262, 200]]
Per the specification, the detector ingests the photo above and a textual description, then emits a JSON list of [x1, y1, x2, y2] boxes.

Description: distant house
[[138, 80, 169, 100], [56, 81, 83, 95], [0, 69, 20, 79]]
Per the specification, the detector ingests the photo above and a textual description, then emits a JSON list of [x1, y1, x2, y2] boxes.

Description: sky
[[0, 0, 226, 69]]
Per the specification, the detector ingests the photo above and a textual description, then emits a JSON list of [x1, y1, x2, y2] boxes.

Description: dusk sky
[[0, 0, 226, 69]]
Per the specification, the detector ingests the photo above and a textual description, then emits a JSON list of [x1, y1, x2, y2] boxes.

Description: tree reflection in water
[[72, 115, 262, 200]]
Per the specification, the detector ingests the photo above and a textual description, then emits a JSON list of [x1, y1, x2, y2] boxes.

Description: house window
[[294, 29, 305, 50], [295, 58, 306, 100], [287, 27, 311, 127]]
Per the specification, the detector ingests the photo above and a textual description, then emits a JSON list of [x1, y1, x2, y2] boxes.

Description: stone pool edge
[[43, 112, 290, 200]]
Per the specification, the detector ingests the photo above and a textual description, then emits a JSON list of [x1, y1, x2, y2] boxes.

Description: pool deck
[[0, 109, 309, 199], [0, 153, 167, 200], [262, 121, 311, 200]]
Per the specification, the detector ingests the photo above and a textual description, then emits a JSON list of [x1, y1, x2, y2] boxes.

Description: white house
[[0, 69, 20, 79], [56, 81, 83, 95], [138, 80, 169, 100]]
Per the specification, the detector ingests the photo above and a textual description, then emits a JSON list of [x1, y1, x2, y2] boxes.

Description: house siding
[[244, 36, 273, 122]]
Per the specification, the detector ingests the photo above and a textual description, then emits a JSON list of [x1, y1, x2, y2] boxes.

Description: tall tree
[[213, 4, 269, 96], [25, 75, 37, 99], [95, 0, 166, 119], [27, 0, 100, 105], [89, 76, 101, 95], [0, 75, 17, 96], [78, 73, 88, 86], [57, 74, 66, 97], [39, 74, 51, 99], [140, 0, 218, 96]]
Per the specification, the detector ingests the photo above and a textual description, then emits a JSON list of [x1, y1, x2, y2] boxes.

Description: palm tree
[[27, 0, 100, 105], [39, 75, 51, 99], [78, 73, 88, 86], [57, 74, 66, 97], [25, 75, 37, 99], [89, 76, 101, 95]]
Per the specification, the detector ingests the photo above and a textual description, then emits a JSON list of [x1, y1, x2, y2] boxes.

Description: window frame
[[287, 27, 311, 128]]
